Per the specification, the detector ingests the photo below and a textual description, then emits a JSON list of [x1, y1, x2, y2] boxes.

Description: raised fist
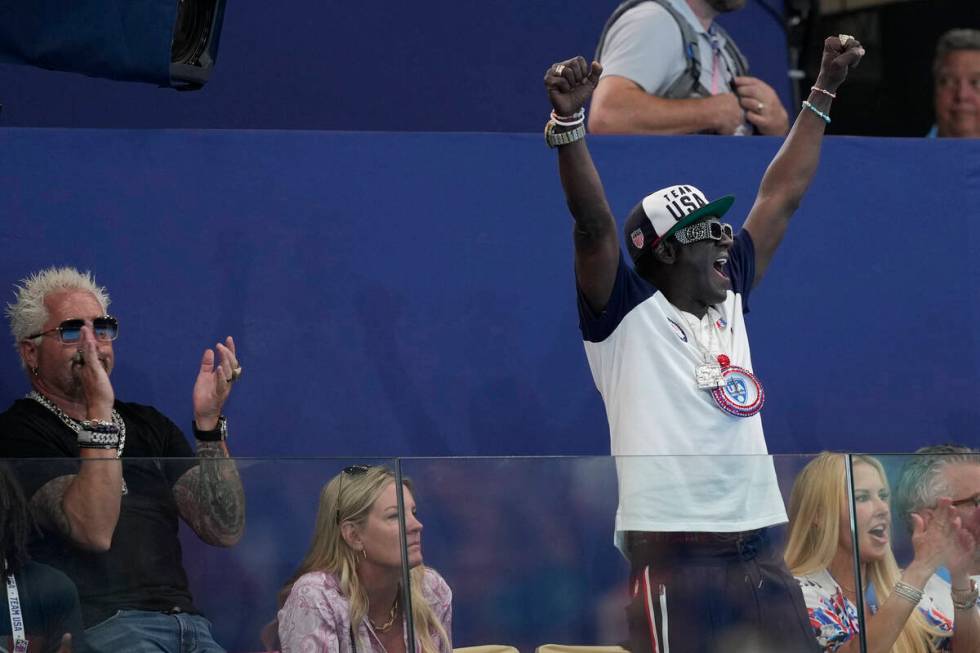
[[816, 35, 865, 92], [544, 56, 602, 118]]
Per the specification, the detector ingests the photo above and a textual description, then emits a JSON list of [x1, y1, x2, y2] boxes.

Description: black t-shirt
[[0, 399, 199, 627], [0, 561, 83, 653]]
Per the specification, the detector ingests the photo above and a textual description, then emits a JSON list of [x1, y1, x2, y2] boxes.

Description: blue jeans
[[83, 610, 226, 653]]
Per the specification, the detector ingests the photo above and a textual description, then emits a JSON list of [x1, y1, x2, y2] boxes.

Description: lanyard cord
[[673, 304, 728, 364], [5, 563, 27, 653]]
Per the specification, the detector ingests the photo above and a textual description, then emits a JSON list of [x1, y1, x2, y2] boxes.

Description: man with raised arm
[[0, 267, 246, 653], [544, 36, 863, 653]]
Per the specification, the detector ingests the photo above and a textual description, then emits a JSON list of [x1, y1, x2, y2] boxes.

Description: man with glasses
[[0, 266, 246, 653], [543, 35, 863, 653], [896, 445, 980, 612]]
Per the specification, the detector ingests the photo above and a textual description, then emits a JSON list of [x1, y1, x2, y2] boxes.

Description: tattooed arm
[[31, 458, 123, 552], [172, 440, 245, 547]]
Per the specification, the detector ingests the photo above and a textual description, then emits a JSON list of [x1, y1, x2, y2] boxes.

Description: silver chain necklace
[[27, 391, 128, 495]]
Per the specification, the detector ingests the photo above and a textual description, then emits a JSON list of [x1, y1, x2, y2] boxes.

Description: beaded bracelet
[[810, 86, 837, 99], [893, 580, 924, 604], [801, 100, 831, 124], [550, 109, 585, 127], [80, 419, 120, 435]]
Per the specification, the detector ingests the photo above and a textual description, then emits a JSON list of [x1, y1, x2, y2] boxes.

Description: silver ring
[[838, 34, 852, 48], [555, 64, 566, 76]]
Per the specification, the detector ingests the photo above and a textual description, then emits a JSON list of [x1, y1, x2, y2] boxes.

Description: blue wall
[[2, 128, 978, 456], [0, 0, 792, 130]]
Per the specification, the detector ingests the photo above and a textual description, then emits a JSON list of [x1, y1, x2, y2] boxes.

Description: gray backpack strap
[[594, 0, 706, 99], [710, 21, 750, 78], [594, 0, 650, 63], [651, 0, 706, 99]]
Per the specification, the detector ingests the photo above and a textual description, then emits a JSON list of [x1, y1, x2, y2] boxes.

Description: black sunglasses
[[336, 465, 372, 524], [673, 219, 734, 245], [28, 316, 119, 344]]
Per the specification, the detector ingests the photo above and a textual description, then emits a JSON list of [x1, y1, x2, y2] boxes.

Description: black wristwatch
[[193, 415, 227, 442]]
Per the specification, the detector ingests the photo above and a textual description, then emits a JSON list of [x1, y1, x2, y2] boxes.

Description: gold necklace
[[369, 595, 398, 634]]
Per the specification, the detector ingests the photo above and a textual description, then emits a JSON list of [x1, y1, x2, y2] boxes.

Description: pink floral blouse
[[277, 569, 453, 653]]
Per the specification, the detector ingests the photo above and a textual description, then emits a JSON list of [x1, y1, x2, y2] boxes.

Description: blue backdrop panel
[[1, 129, 978, 456], [0, 0, 791, 130]]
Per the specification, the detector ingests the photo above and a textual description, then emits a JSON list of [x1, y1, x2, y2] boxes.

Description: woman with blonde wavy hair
[[275, 465, 452, 653], [784, 452, 978, 653]]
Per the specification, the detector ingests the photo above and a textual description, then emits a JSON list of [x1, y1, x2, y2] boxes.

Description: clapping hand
[[910, 498, 973, 575], [192, 336, 241, 431]]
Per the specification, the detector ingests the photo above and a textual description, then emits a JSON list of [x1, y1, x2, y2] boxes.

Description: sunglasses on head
[[673, 219, 734, 245], [336, 465, 372, 524], [28, 316, 119, 344]]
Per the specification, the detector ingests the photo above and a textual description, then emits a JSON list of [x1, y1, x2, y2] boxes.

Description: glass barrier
[[397, 454, 862, 653], [0, 454, 975, 653]]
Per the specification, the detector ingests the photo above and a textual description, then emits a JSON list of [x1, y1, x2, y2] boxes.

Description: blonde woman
[[785, 453, 979, 653], [275, 466, 452, 653]]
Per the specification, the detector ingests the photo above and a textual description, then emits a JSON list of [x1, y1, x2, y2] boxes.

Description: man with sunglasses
[[0, 266, 245, 653], [543, 36, 864, 653]]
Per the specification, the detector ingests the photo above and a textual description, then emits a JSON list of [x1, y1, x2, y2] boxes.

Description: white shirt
[[579, 231, 786, 547]]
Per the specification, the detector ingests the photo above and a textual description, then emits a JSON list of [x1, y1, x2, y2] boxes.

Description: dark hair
[[0, 464, 33, 576]]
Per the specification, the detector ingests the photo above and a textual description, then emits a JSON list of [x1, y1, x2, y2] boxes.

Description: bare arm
[[31, 455, 122, 552], [831, 562, 934, 653], [29, 327, 122, 551], [173, 337, 246, 546], [172, 440, 245, 547], [947, 515, 980, 652], [950, 587, 980, 653], [589, 76, 744, 135], [545, 57, 621, 313], [743, 36, 865, 285]]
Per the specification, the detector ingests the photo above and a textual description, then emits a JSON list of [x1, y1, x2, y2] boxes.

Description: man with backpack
[[589, 0, 789, 136]]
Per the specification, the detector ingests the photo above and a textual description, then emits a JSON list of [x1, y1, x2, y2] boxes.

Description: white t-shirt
[[579, 230, 786, 546]]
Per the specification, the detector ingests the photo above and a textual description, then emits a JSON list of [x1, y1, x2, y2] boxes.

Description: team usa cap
[[624, 184, 735, 261]]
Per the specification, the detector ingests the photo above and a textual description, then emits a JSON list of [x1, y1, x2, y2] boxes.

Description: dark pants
[[625, 529, 820, 653]]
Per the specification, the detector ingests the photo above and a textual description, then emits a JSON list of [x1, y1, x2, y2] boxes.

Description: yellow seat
[[454, 647, 520, 653], [536, 646, 629, 653]]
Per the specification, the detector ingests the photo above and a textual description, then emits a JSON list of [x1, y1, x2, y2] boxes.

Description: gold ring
[[757, 101, 764, 112], [230, 366, 243, 382], [838, 34, 852, 48], [555, 64, 566, 76]]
